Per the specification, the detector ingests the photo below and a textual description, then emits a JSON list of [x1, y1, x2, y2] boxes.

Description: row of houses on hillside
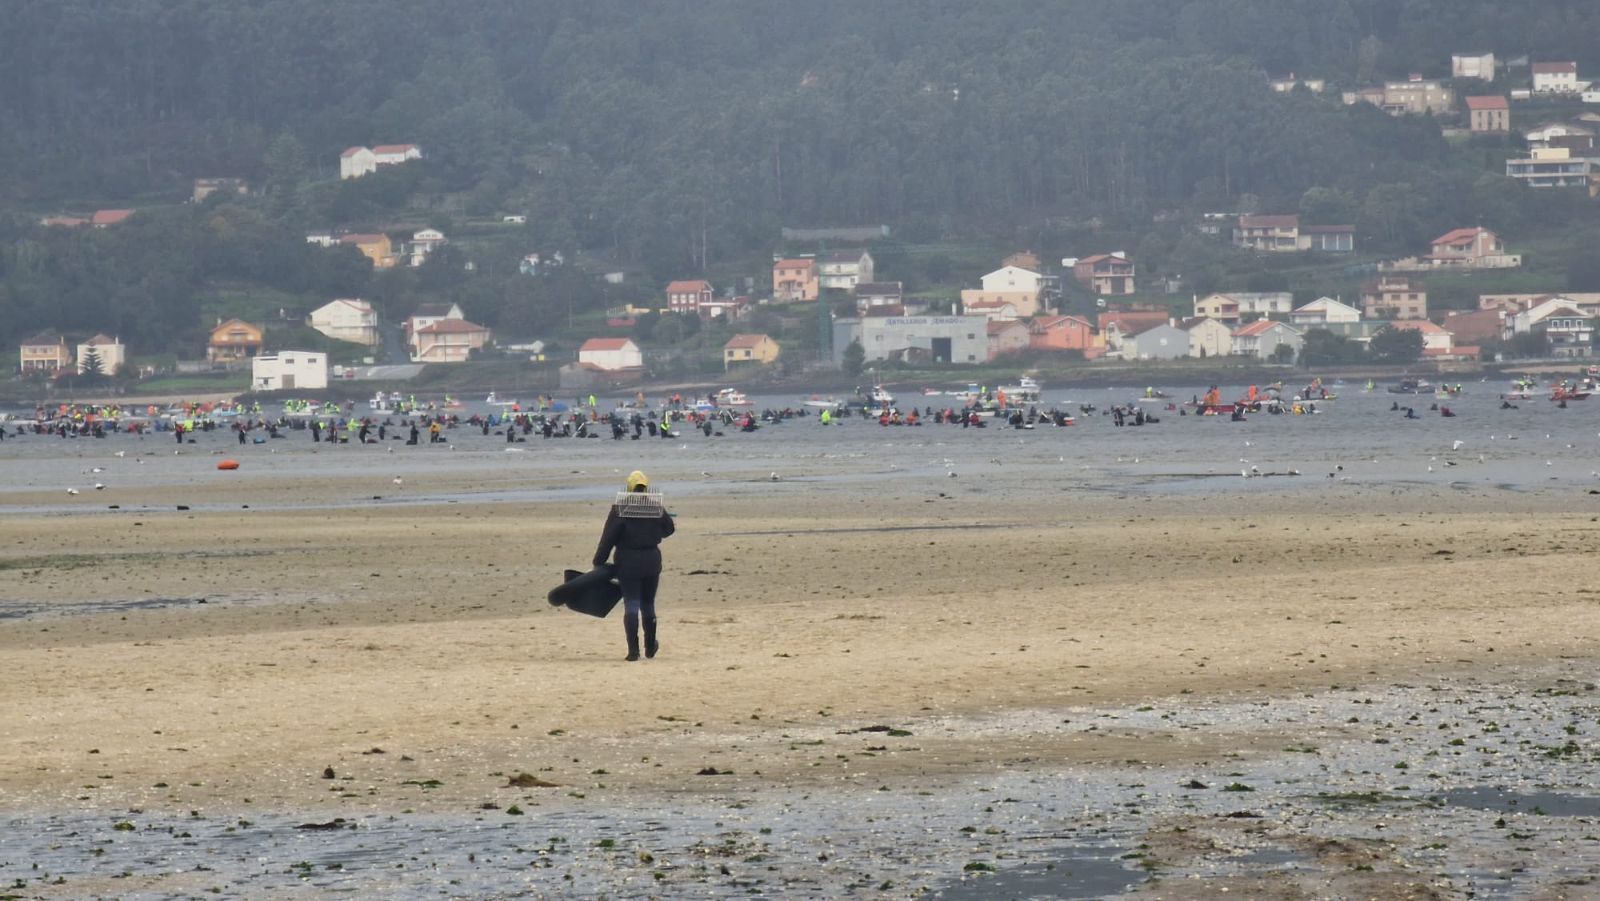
[[765, 251, 877, 301], [18, 334, 127, 375], [339, 144, 423, 180], [572, 334, 783, 379], [1232, 215, 1355, 253], [306, 228, 447, 269]]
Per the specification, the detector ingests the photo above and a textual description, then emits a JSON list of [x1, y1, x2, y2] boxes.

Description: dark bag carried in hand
[[547, 563, 623, 618]]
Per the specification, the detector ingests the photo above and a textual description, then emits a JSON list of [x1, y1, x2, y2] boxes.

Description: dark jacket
[[593, 505, 675, 579]]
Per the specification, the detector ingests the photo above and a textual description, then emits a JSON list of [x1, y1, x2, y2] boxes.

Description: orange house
[[207, 319, 264, 362], [772, 258, 819, 301], [1029, 315, 1103, 359], [339, 233, 397, 268]]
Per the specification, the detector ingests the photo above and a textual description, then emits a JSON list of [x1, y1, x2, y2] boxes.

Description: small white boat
[[715, 388, 754, 407], [862, 385, 895, 406], [486, 391, 519, 407], [802, 395, 845, 410]]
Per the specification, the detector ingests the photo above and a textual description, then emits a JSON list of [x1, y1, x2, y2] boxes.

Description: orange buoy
[[217, 459, 240, 470]]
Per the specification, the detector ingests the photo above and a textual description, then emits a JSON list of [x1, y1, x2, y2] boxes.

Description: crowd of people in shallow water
[[0, 375, 1586, 445]]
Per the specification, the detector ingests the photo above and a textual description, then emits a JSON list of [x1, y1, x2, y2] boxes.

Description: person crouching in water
[[593, 470, 675, 661]]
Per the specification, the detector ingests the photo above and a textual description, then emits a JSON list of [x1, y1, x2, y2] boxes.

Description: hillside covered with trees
[[2, 0, 1599, 361]]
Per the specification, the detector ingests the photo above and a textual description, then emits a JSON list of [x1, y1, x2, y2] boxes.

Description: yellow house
[[723, 333, 780, 370], [339, 233, 396, 268], [20, 332, 72, 373], [207, 319, 265, 362]]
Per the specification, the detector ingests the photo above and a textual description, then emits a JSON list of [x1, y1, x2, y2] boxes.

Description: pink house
[[1028, 315, 1102, 359]]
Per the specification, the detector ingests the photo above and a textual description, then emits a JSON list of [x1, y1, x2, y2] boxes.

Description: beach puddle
[[1437, 787, 1600, 817], [932, 841, 1145, 899], [0, 595, 270, 621]]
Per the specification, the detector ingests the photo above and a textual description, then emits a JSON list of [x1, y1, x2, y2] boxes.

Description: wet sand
[[2, 431, 1599, 895]]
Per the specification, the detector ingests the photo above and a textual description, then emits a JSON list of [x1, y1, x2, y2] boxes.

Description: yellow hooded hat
[[625, 470, 649, 492]]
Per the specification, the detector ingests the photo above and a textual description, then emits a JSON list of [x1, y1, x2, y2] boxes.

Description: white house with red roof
[[405, 302, 463, 339], [373, 144, 422, 165], [1290, 297, 1362, 325], [1465, 96, 1510, 134], [1071, 253, 1135, 295], [308, 299, 379, 346], [665, 280, 714, 315], [409, 318, 490, 363], [340, 144, 422, 179], [1428, 227, 1519, 268], [1231, 320, 1303, 360], [1532, 62, 1585, 94], [578, 338, 643, 371]]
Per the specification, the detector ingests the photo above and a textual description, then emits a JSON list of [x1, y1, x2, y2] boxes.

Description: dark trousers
[[620, 576, 659, 621]]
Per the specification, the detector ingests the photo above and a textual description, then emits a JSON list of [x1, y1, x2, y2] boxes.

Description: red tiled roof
[[1532, 62, 1578, 74], [414, 319, 486, 335], [92, 209, 134, 225], [372, 144, 418, 154], [1466, 95, 1509, 110], [987, 320, 1025, 335], [580, 338, 634, 352], [1433, 227, 1488, 245], [1232, 320, 1286, 338], [772, 258, 814, 270], [724, 334, 771, 349], [665, 280, 712, 294], [341, 146, 367, 157]]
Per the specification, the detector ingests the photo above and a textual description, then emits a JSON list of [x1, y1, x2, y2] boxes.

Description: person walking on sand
[[593, 470, 675, 661]]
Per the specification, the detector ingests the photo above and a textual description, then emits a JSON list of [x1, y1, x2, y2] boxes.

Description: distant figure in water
[[1404, 407, 1419, 419], [1440, 406, 1456, 417], [1391, 401, 1400, 411]]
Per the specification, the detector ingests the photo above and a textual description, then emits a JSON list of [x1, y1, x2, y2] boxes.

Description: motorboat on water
[[715, 388, 754, 407], [486, 391, 519, 407], [860, 385, 895, 407], [1388, 378, 1433, 395], [802, 395, 846, 410], [997, 376, 1042, 404]]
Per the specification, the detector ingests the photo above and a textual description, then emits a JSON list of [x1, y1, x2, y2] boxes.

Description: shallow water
[[5, 382, 1600, 512]]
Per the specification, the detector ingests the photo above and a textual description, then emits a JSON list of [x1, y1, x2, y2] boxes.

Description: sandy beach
[[2, 418, 1599, 895]]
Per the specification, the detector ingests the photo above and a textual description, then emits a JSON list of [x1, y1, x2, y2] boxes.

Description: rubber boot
[[624, 611, 641, 661], [643, 617, 659, 659]]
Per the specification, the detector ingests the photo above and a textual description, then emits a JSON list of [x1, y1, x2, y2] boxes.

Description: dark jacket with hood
[[593, 504, 675, 579]]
